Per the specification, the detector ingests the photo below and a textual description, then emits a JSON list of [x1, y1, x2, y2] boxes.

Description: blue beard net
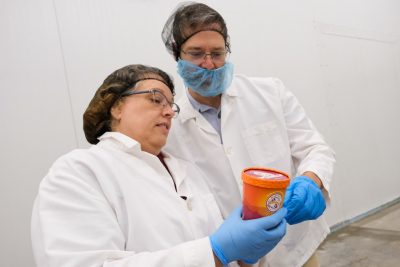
[[177, 59, 234, 97]]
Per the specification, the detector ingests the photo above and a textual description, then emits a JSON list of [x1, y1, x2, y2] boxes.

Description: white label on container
[[266, 193, 283, 212]]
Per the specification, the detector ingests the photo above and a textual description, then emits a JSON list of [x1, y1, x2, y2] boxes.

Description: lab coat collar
[[176, 94, 217, 136], [177, 93, 199, 123], [98, 132, 192, 199], [177, 80, 239, 124], [98, 132, 142, 154], [225, 77, 239, 97], [187, 90, 221, 114]]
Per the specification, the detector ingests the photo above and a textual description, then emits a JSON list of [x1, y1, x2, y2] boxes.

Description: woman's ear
[[110, 100, 123, 127], [110, 101, 123, 131]]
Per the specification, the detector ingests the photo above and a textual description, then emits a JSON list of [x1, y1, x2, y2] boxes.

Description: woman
[[31, 64, 287, 267]]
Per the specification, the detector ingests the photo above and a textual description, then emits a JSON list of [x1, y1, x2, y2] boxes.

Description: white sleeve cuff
[[181, 237, 215, 267]]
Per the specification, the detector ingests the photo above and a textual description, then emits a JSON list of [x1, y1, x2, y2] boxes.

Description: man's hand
[[283, 175, 326, 225]]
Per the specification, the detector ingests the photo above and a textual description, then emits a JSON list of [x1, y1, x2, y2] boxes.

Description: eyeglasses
[[180, 49, 229, 64], [120, 89, 180, 117]]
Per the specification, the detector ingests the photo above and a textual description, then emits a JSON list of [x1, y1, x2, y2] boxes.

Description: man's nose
[[200, 54, 215, 70]]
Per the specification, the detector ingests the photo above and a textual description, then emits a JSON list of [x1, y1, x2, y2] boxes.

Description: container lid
[[242, 167, 290, 188]]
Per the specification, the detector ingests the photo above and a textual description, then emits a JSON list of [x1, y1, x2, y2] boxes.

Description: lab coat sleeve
[[103, 238, 214, 267], [276, 79, 336, 198], [31, 155, 215, 267]]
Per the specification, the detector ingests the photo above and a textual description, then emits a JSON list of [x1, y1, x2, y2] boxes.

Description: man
[[161, 2, 335, 266]]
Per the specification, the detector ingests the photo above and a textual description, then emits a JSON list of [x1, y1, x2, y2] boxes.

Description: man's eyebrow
[[184, 45, 226, 50]]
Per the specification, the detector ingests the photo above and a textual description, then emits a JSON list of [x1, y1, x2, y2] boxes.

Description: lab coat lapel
[[162, 151, 192, 199], [178, 93, 219, 136], [221, 81, 239, 129]]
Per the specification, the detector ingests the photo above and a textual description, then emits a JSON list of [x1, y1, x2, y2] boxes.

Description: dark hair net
[[83, 64, 175, 144], [161, 1, 230, 61]]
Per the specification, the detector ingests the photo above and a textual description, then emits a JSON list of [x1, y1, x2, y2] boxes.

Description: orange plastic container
[[242, 167, 290, 220]]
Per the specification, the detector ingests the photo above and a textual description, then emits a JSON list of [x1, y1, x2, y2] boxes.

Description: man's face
[[180, 30, 227, 70]]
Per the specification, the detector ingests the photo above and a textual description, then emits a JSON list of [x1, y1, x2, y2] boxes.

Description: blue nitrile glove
[[283, 175, 326, 225], [209, 206, 287, 266]]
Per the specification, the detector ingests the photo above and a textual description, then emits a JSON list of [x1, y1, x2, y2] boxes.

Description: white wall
[[1, 0, 399, 266]]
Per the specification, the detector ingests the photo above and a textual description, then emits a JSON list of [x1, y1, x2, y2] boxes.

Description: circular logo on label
[[266, 193, 283, 212]]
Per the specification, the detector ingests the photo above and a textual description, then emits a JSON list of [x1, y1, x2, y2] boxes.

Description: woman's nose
[[162, 104, 174, 117]]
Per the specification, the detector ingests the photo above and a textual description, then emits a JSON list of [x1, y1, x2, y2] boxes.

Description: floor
[[318, 201, 400, 267]]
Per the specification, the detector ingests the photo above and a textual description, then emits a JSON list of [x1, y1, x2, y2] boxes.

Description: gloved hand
[[209, 206, 287, 265], [283, 175, 326, 225]]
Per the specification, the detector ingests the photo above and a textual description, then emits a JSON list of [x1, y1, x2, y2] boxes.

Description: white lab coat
[[165, 75, 336, 267], [31, 132, 238, 267]]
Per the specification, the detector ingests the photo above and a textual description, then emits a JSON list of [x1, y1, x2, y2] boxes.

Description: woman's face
[[111, 79, 175, 155]]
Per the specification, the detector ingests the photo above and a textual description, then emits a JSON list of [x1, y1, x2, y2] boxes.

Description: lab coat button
[[187, 201, 193, 211], [225, 147, 232, 156]]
